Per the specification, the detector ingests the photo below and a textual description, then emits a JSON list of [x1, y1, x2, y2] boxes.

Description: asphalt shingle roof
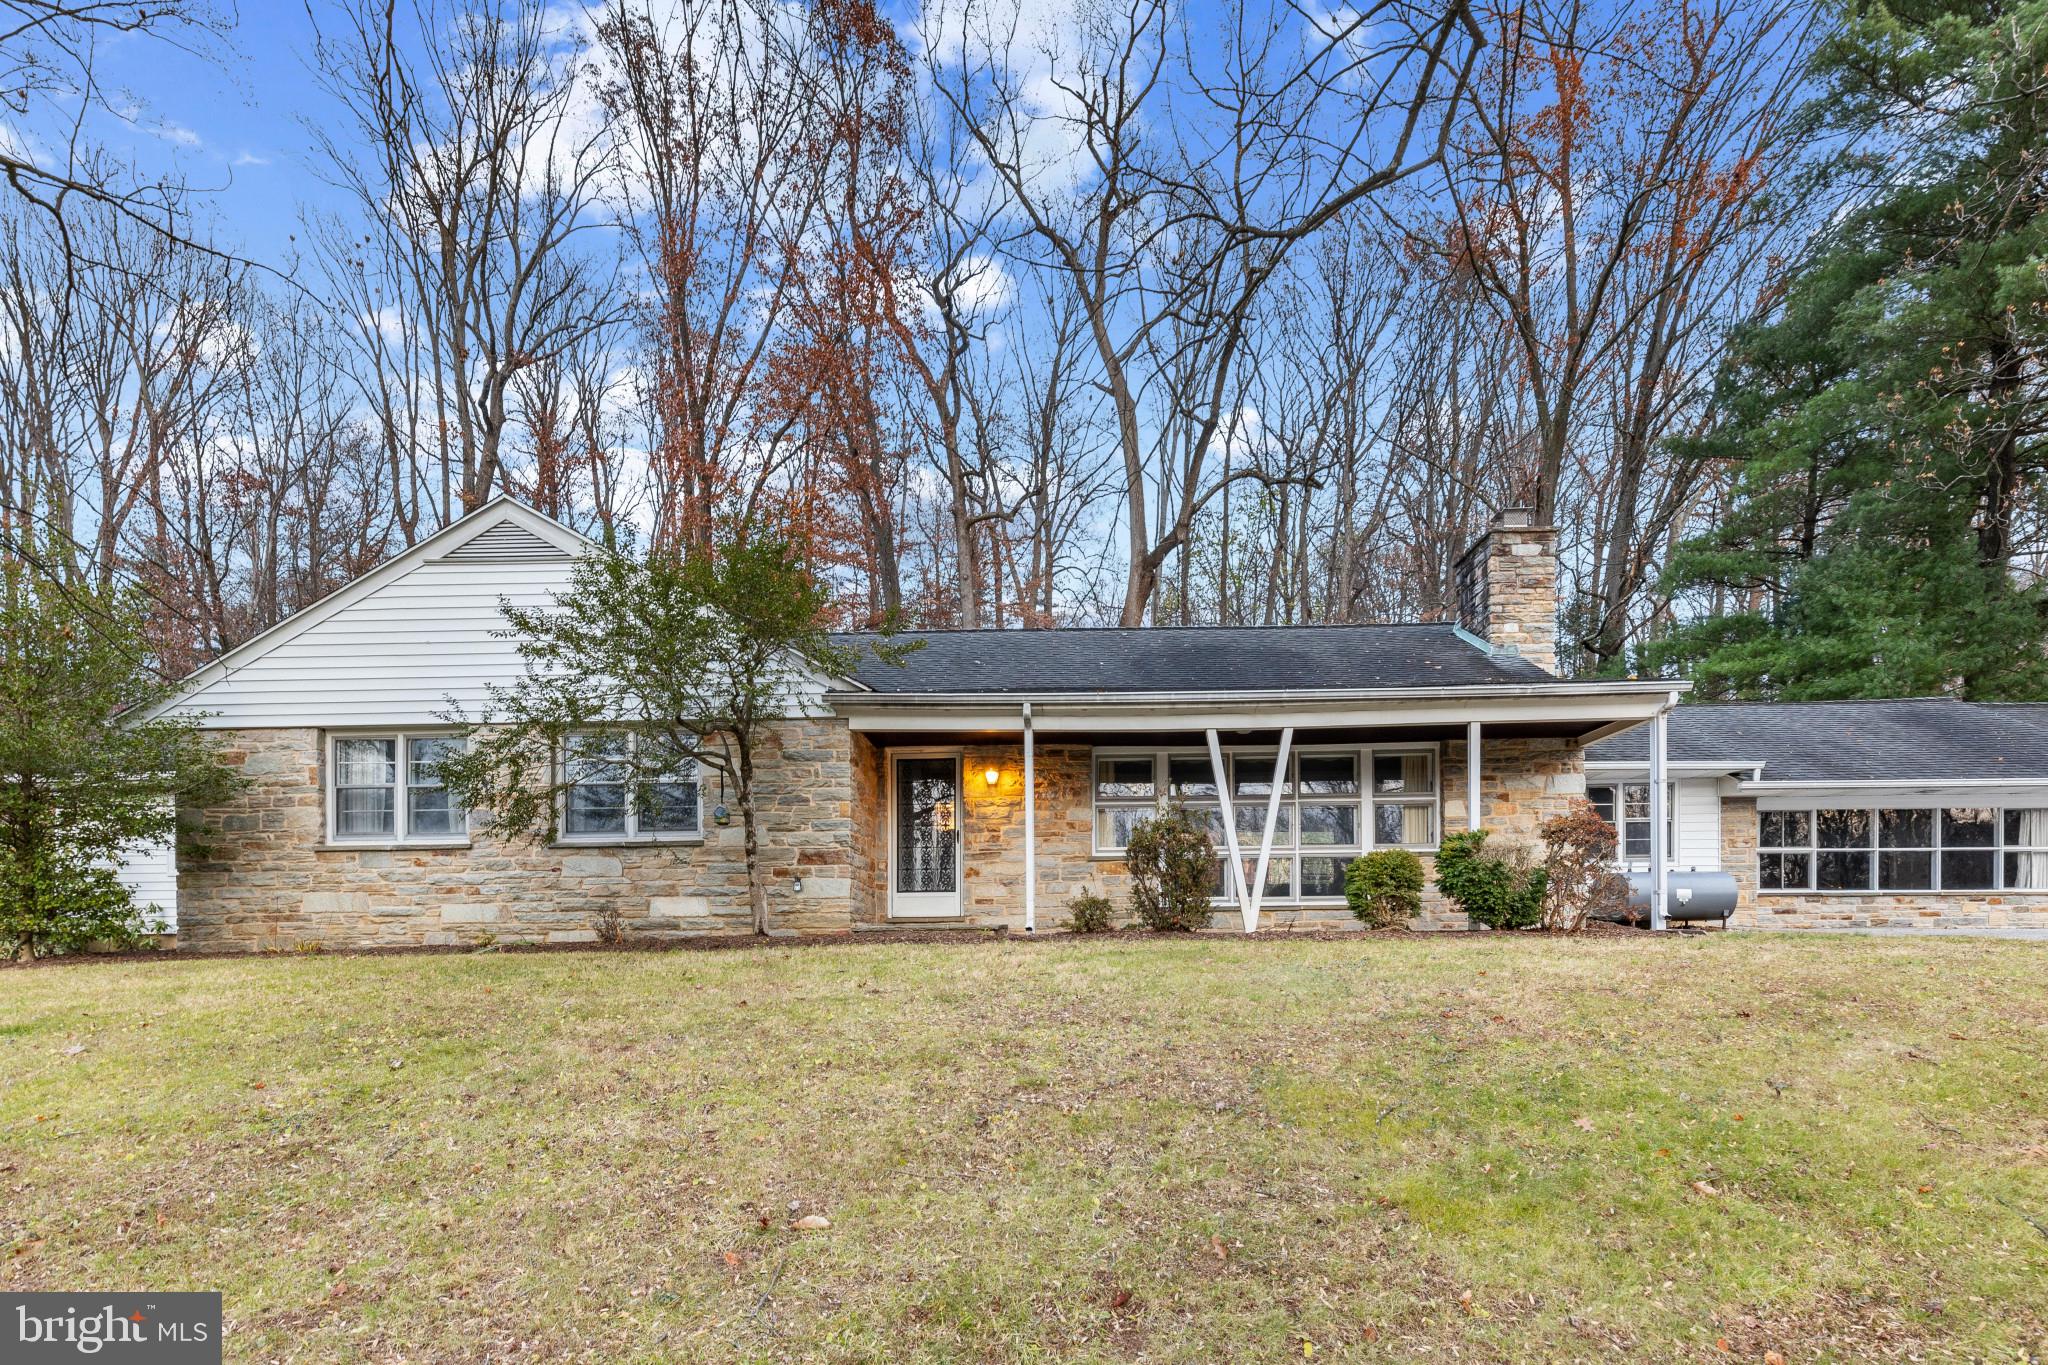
[[827, 623, 1558, 695], [1586, 698, 2048, 783]]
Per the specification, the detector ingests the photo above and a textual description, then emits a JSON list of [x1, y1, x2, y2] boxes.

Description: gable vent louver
[[442, 520, 571, 562]]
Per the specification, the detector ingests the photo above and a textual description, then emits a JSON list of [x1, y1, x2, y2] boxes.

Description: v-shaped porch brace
[[1206, 727, 1294, 934], [1206, 731, 1249, 924]]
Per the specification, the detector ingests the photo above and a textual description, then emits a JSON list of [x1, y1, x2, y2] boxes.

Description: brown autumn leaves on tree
[[0, 0, 1831, 680]]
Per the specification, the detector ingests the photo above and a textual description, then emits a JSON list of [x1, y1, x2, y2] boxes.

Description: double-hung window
[[1758, 803, 2048, 892], [329, 733, 467, 843], [561, 732, 702, 842], [1587, 782, 1655, 862]]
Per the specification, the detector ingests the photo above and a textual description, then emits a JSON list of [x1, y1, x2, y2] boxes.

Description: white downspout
[[1022, 701, 1035, 934], [1246, 727, 1294, 934], [1649, 695, 1672, 931], [1207, 730, 1250, 923], [1466, 720, 1482, 832]]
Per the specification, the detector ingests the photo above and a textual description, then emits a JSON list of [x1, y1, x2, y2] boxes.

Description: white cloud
[[944, 253, 1015, 317], [232, 150, 270, 168]]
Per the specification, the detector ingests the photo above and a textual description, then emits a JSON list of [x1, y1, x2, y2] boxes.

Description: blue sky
[[76, 7, 358, 264]]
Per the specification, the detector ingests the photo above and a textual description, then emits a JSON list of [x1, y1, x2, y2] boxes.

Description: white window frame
[[556, 730, 705, 846], [1756, 803, 2048, 895], [1366, 746, 1441, 853], [1089, 743, 1440, 905], [325, 730, 470, 847], [1587, 782, 1672, 869]]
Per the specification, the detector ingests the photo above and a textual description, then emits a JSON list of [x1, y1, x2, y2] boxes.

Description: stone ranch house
[[120, 499, 2048, 948]]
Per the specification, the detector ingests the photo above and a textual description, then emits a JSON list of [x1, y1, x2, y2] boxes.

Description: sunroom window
[[329, 733, 468, 843], [1090, 746, 1431, 902], [1758, 804, 2048, 893]]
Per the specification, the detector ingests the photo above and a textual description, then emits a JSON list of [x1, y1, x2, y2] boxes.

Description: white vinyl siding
[[157, 526, 832, 728], [164, 557, 578, 728], [1675, 779, 1721, 869], [114, 808, 177, 933]]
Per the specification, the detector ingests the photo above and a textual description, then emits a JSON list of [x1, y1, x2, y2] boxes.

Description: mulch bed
[[3, 916, 1696, 969]]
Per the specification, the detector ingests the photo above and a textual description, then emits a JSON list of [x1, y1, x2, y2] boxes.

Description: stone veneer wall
[[177, 720, 862, 950], [853, 735, 1584, 933], [1720, 796, 2048, 932]]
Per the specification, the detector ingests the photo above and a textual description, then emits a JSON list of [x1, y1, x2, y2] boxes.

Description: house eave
[[828, 680, 1687, 734], [1735, 776, 2048, 793]]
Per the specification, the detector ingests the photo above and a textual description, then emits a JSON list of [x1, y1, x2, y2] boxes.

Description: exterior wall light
[[983, 766, 1000, 788]]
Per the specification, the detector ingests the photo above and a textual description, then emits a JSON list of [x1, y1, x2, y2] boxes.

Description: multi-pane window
[[330, 734, 467, 842], [1758, 804, 2048, 892], [1371, 750, 1437, 849], [562, 732, 701, 841], [1587, 783, 1656, 862], [1091, 746, 1431, 903], [1092, 756, 1160, 852]]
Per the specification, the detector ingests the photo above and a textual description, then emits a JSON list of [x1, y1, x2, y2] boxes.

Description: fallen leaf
[[1765, 1352, 1786, 1365], [788, 1214, 831, 1231], [1209, 1234, 1228, 1262], [1572, 1116, 1596, 1133], [1714, 1339, 1730, 1353], [1108, 1287, 1132, 1311], [62, 1044, 85, 1056], [1691, 1180, 1720, 1197]]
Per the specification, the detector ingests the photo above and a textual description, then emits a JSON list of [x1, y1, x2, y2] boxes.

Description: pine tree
[[1656, 0, 2048, 699]]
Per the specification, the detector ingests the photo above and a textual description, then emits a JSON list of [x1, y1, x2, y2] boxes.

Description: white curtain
[[2013, 809, 2048, 888]]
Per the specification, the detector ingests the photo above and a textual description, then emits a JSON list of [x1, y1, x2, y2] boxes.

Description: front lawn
[[3, 933, 2044, 1362]]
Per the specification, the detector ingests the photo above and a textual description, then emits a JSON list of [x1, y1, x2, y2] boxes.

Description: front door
[[891, 753, 962, 919]]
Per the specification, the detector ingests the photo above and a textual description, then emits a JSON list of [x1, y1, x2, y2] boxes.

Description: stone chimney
[[1453, 508, 1559, 675]]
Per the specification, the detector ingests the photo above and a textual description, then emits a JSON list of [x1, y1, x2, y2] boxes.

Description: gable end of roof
[[440, 519, 573, 562]]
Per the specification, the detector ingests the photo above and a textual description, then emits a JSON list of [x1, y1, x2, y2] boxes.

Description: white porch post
[[1022, 702, 1036, 933], [1466, 720, 1482, 832], [1207, 730, 1250, 921], [1649, 701, 1669, 931], [1246, 727, 1294, 934]]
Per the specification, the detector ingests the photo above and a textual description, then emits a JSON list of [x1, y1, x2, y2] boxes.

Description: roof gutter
[[824, 679, 1689, 708], [1736, 776, 2048, 791]]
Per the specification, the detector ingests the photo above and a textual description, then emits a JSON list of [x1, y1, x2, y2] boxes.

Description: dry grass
[[3, 932, 2046, 1362]]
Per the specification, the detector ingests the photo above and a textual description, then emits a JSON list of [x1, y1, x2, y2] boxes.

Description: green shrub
[[1066, 893, 1115, 934], [1345, 849, 1425, 928], [1433, 830, 1546, 930], [1123, 806, 1216, 932]]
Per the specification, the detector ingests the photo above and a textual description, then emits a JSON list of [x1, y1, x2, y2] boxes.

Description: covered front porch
[[835, 686, 1687, 933]]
